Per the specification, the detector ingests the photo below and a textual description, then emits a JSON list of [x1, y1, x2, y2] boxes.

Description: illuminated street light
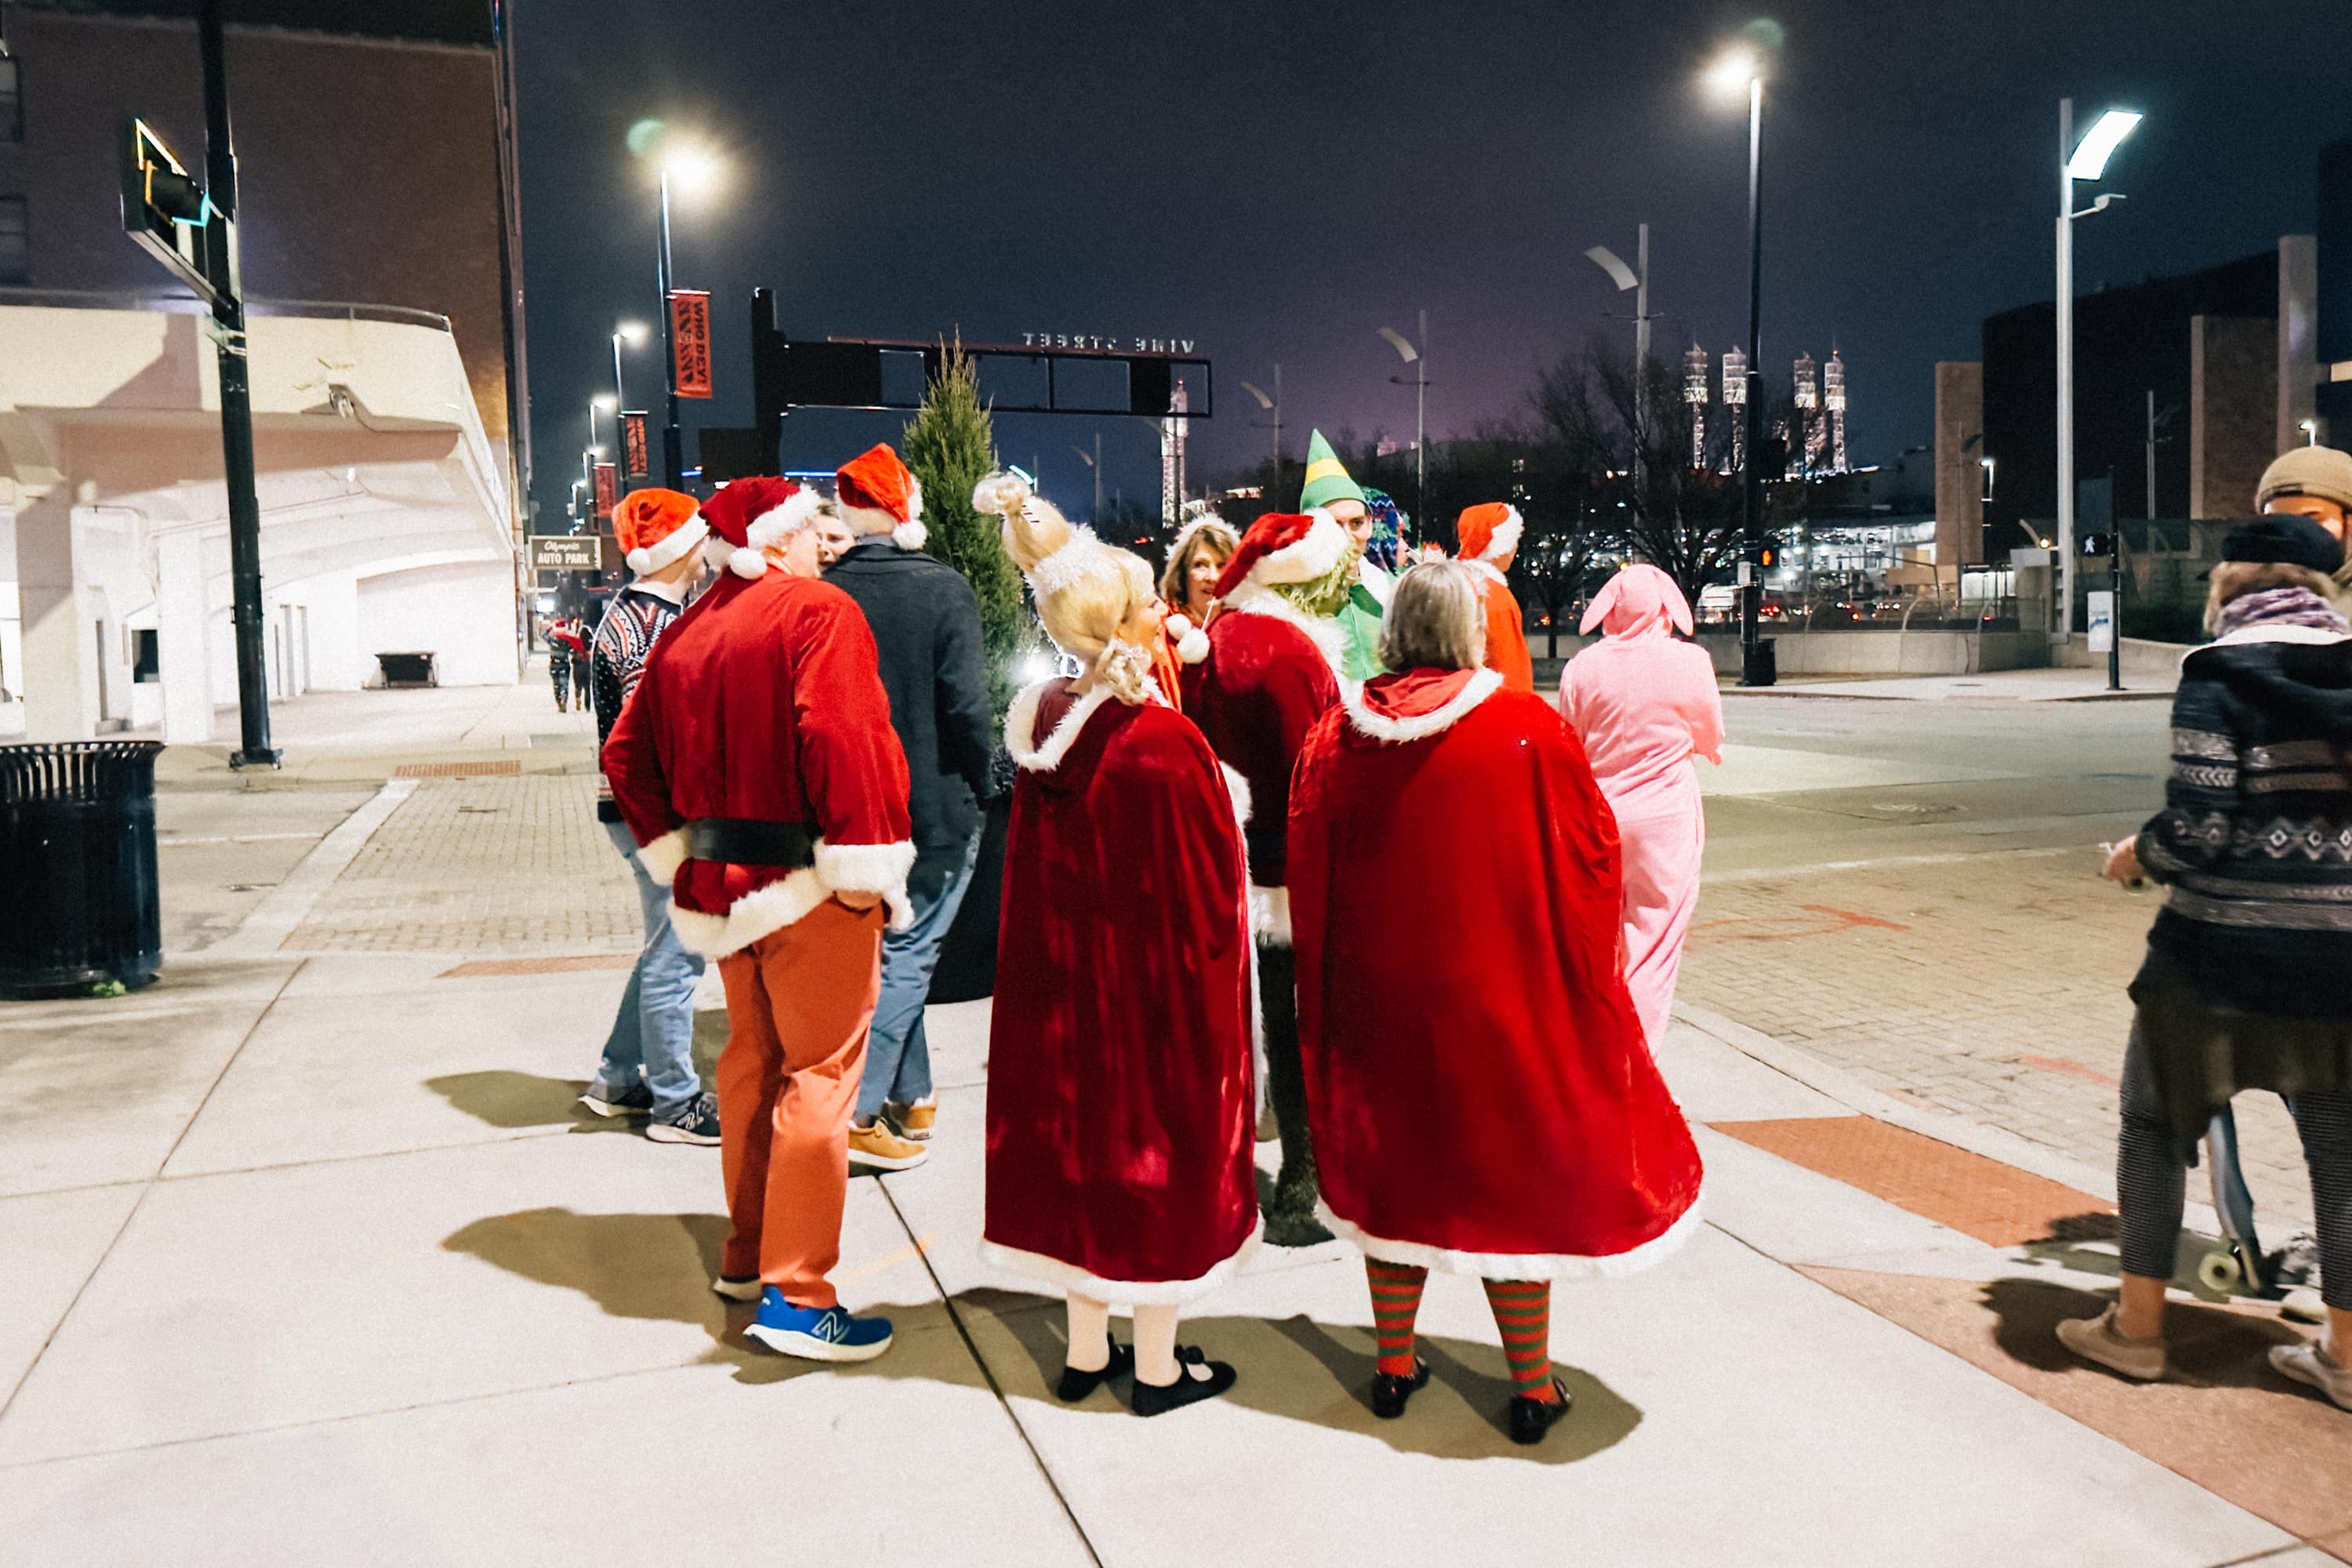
[[1377, 318, 1428, 535], [2054, 100, 2142, 637], [650, 140, 725, 486], [2303, 418, 2320, 446], [1708, 40, 1770, 684]]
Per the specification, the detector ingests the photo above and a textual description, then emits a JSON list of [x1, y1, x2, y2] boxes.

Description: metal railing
[[0, 286, 452, 333]]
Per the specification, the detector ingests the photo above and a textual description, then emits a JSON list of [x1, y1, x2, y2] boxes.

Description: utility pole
[[1739, 72, 1770, 686], [1635, 224, 1651, 506], [198, 0, 276, 767], [2056, 98, 2076, 638], [1414, 310, 1428, 535]]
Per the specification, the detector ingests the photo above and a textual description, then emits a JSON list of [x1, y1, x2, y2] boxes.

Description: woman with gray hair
[[2059, 514, 2352, 1409], [1287, 561, 1704, 1444]]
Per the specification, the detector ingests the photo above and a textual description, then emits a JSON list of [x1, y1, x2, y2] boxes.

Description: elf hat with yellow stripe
[[1298, 430, 1367, 512]]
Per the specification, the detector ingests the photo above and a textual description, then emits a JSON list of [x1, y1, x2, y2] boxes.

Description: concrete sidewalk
[[1, 687, 2343, 1565], [1722, 667, 2180, 702]]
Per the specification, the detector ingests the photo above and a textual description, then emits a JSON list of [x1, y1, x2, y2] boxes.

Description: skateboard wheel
[[2197, 1250, 2242, 1294]]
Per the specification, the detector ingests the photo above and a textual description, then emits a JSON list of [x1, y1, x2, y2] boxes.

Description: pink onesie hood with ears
[[1581, 564, 1694, 639]]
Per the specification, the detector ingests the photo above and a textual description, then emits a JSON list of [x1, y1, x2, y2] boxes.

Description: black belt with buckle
[[682, 818, 817, 868]]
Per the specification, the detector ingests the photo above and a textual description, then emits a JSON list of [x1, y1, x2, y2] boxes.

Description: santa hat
[[614, 488, 706, 575], [1455, 503, 1523, 564], [1211, 509, 1349, 600], [837, 444, 927, 551], [699, 476, 824, 580]]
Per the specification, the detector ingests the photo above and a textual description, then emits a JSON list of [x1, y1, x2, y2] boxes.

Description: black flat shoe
[[1370, 1357, 1431, 1419], [1054, 1341, 1134, 1402], [1131, 1346, 1237, 1417], [1508, 1377, 1573, 1446]]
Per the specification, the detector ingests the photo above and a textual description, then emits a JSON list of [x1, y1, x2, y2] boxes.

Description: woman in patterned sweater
[[2060, 514, 2352, 1411]]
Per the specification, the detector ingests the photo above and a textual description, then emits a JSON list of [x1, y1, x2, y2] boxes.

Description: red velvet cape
[[982, 681, 1258, 1301], [1289, 668, 1704, 1277]]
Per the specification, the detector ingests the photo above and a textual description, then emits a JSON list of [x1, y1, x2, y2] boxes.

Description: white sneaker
[[2055, 1303, 2168, 1381], [2281, 1285, 2326, 1325], [2268, 1340, 2352, 1410]]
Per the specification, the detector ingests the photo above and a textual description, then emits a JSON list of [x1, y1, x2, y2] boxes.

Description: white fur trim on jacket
[[1220, 582, 1348, 680], [1316, 1185, 1705, 1281], [1462, 557, 1508, 588], [1250, 883, 1292, 947], [1005, 680, 1116, 772], [625, 517, 709, 576], [1475, 504, 1523, 564], [977, 1220, 1261, 1308], [637, 827, 689, 884], [1250, 507, 1348, 586], [666, 837, 917, 957], [1341, 667, 1504, 745], [1221, 763, 1252, 827]]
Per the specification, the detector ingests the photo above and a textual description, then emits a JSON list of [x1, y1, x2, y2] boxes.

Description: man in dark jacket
[[826, 444, 995, 1170]]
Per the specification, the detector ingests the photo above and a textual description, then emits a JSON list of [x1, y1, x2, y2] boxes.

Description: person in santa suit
[[602, 474, 916, 1364], [1451, 503, 1536, 692], [971, 471, 1255, 1417], [1181, 507, 1348, 1245], [1289, 561, 1706, 1445]]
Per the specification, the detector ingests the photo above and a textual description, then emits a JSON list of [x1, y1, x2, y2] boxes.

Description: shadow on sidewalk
[[443, 1206, 732, 1328], [426, 1070, 637, 1131], [1981, 1276, 2306, 1388]]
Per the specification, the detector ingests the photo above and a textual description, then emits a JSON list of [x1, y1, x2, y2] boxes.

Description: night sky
[[512, 0, 2347, 532]]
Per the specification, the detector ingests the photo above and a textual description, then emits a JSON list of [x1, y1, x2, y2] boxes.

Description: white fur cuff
[[637, 827, 689, 884], [813, 838, 918, 930]]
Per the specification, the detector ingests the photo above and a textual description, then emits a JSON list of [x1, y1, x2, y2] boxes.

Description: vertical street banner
[[620, 411, 651, 479], [670, 289, 713, 398], [593, 461, 618, 523]]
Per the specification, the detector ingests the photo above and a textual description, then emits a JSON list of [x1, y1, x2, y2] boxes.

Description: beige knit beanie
[[2256, 445, 2352, 515]]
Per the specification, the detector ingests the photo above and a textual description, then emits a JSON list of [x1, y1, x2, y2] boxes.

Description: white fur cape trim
[[637, 827, 689, 884], [667, 837, 918, 957], [977, 1220, 1261, 1308], [1250, 507, 1348, 586], [1250, 883, 1291, 947], [1220, 582, 1348, 680], [626, 517, 708, 575], [1473, 505, 1523, 564], [1342, 667, 1504, 745], [1316, 1184, 1705, 1281], [1005, 680, 1116, 772]]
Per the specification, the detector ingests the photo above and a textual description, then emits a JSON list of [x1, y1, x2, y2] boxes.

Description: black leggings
[[2117, 1022, 2352, 1310]]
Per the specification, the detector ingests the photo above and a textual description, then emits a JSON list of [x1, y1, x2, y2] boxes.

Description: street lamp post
[[1378, 315, 1428, 535], [1070, 432, 1104, 519], [2055, 99, 2141, 637], [1708, 49, 1771, 685], [655, 165, 684, 488], [1585, 226, 1652, 504]]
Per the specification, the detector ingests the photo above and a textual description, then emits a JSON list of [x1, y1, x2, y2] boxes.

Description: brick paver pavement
[[282, 775, 641, 954], [1680, 852, 2318, 1229]]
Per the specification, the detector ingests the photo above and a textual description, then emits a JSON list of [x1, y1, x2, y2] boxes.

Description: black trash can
[[1740, 637, 1778, 688], [0, 742, 164, 998]]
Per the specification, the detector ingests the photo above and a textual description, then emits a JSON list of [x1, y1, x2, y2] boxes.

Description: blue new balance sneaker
[[742, 1287, 894, 1362]]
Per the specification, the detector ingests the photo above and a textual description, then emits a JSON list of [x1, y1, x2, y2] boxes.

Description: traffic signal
[[1759, 546, 1777, 569]]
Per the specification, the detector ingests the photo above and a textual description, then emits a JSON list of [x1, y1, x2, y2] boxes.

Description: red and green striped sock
[[1366, 1259, 1428, 1377], [1483, 1279, 1556, 1401]]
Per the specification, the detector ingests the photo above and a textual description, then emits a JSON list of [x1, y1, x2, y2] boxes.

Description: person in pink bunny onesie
[[1557, 565, 1724, 1052]]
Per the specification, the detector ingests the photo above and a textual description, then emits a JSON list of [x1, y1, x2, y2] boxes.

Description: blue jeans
[[594, 819, 709, 1115], [855, 831, 982, 1123]]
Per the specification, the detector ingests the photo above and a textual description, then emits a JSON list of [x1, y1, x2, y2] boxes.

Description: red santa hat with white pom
[[699, 476, 825, 580], [614, 488, 706, 575], [1454, 502, 1523, 565], [1211, 508, 1349, 600], [837, 443, 927, 551]]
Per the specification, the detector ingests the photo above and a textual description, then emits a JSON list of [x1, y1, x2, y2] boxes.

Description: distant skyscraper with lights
[[1721, 346, 1748, 474], [1683, 345, 1711, 470], [1824, 350, 1850, 473]]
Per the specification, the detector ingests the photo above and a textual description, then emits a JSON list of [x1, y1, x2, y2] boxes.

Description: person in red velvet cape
[[1179, 507, 1348, 1246], [971, 472, 1255, 1417], [1288, 560, 1705, 1446]]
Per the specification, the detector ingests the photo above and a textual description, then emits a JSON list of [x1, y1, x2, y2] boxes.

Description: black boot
[[1257, 944, 1330, 1247], [1370, 1357, 1431, 1419], [1508, 1377, 1573, 1446]]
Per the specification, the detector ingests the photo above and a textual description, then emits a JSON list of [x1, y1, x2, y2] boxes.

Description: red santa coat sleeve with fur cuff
[[1288, 668, 1704, 1277], [980, 681, 1258, 1301], [1181, 609, 1340, 944], [599, 569, 915, 957]]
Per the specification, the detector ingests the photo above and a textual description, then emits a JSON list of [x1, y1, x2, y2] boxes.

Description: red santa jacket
[[1178, 593, 1341, 945], [601, 566, 915, 957]]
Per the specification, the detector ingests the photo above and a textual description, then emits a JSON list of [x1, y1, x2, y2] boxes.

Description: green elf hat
[[1298, 430, 1367, 513]]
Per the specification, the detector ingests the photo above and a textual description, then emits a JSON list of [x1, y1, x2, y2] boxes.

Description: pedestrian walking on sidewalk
[[546, 615, 586, 711], [577, 488, 716, 1144], [1288, 561, 1706, 1445], [1559, 564, 1726, 1053], [972, 473, 1255, 1417], [603, 475, 916, 1364], [2061, 514, 2352, 1410], [824, 444, 996, 1171]]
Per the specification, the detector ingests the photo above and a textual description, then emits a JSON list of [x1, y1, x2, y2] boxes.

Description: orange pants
[[714, 898, 885, 1308]]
